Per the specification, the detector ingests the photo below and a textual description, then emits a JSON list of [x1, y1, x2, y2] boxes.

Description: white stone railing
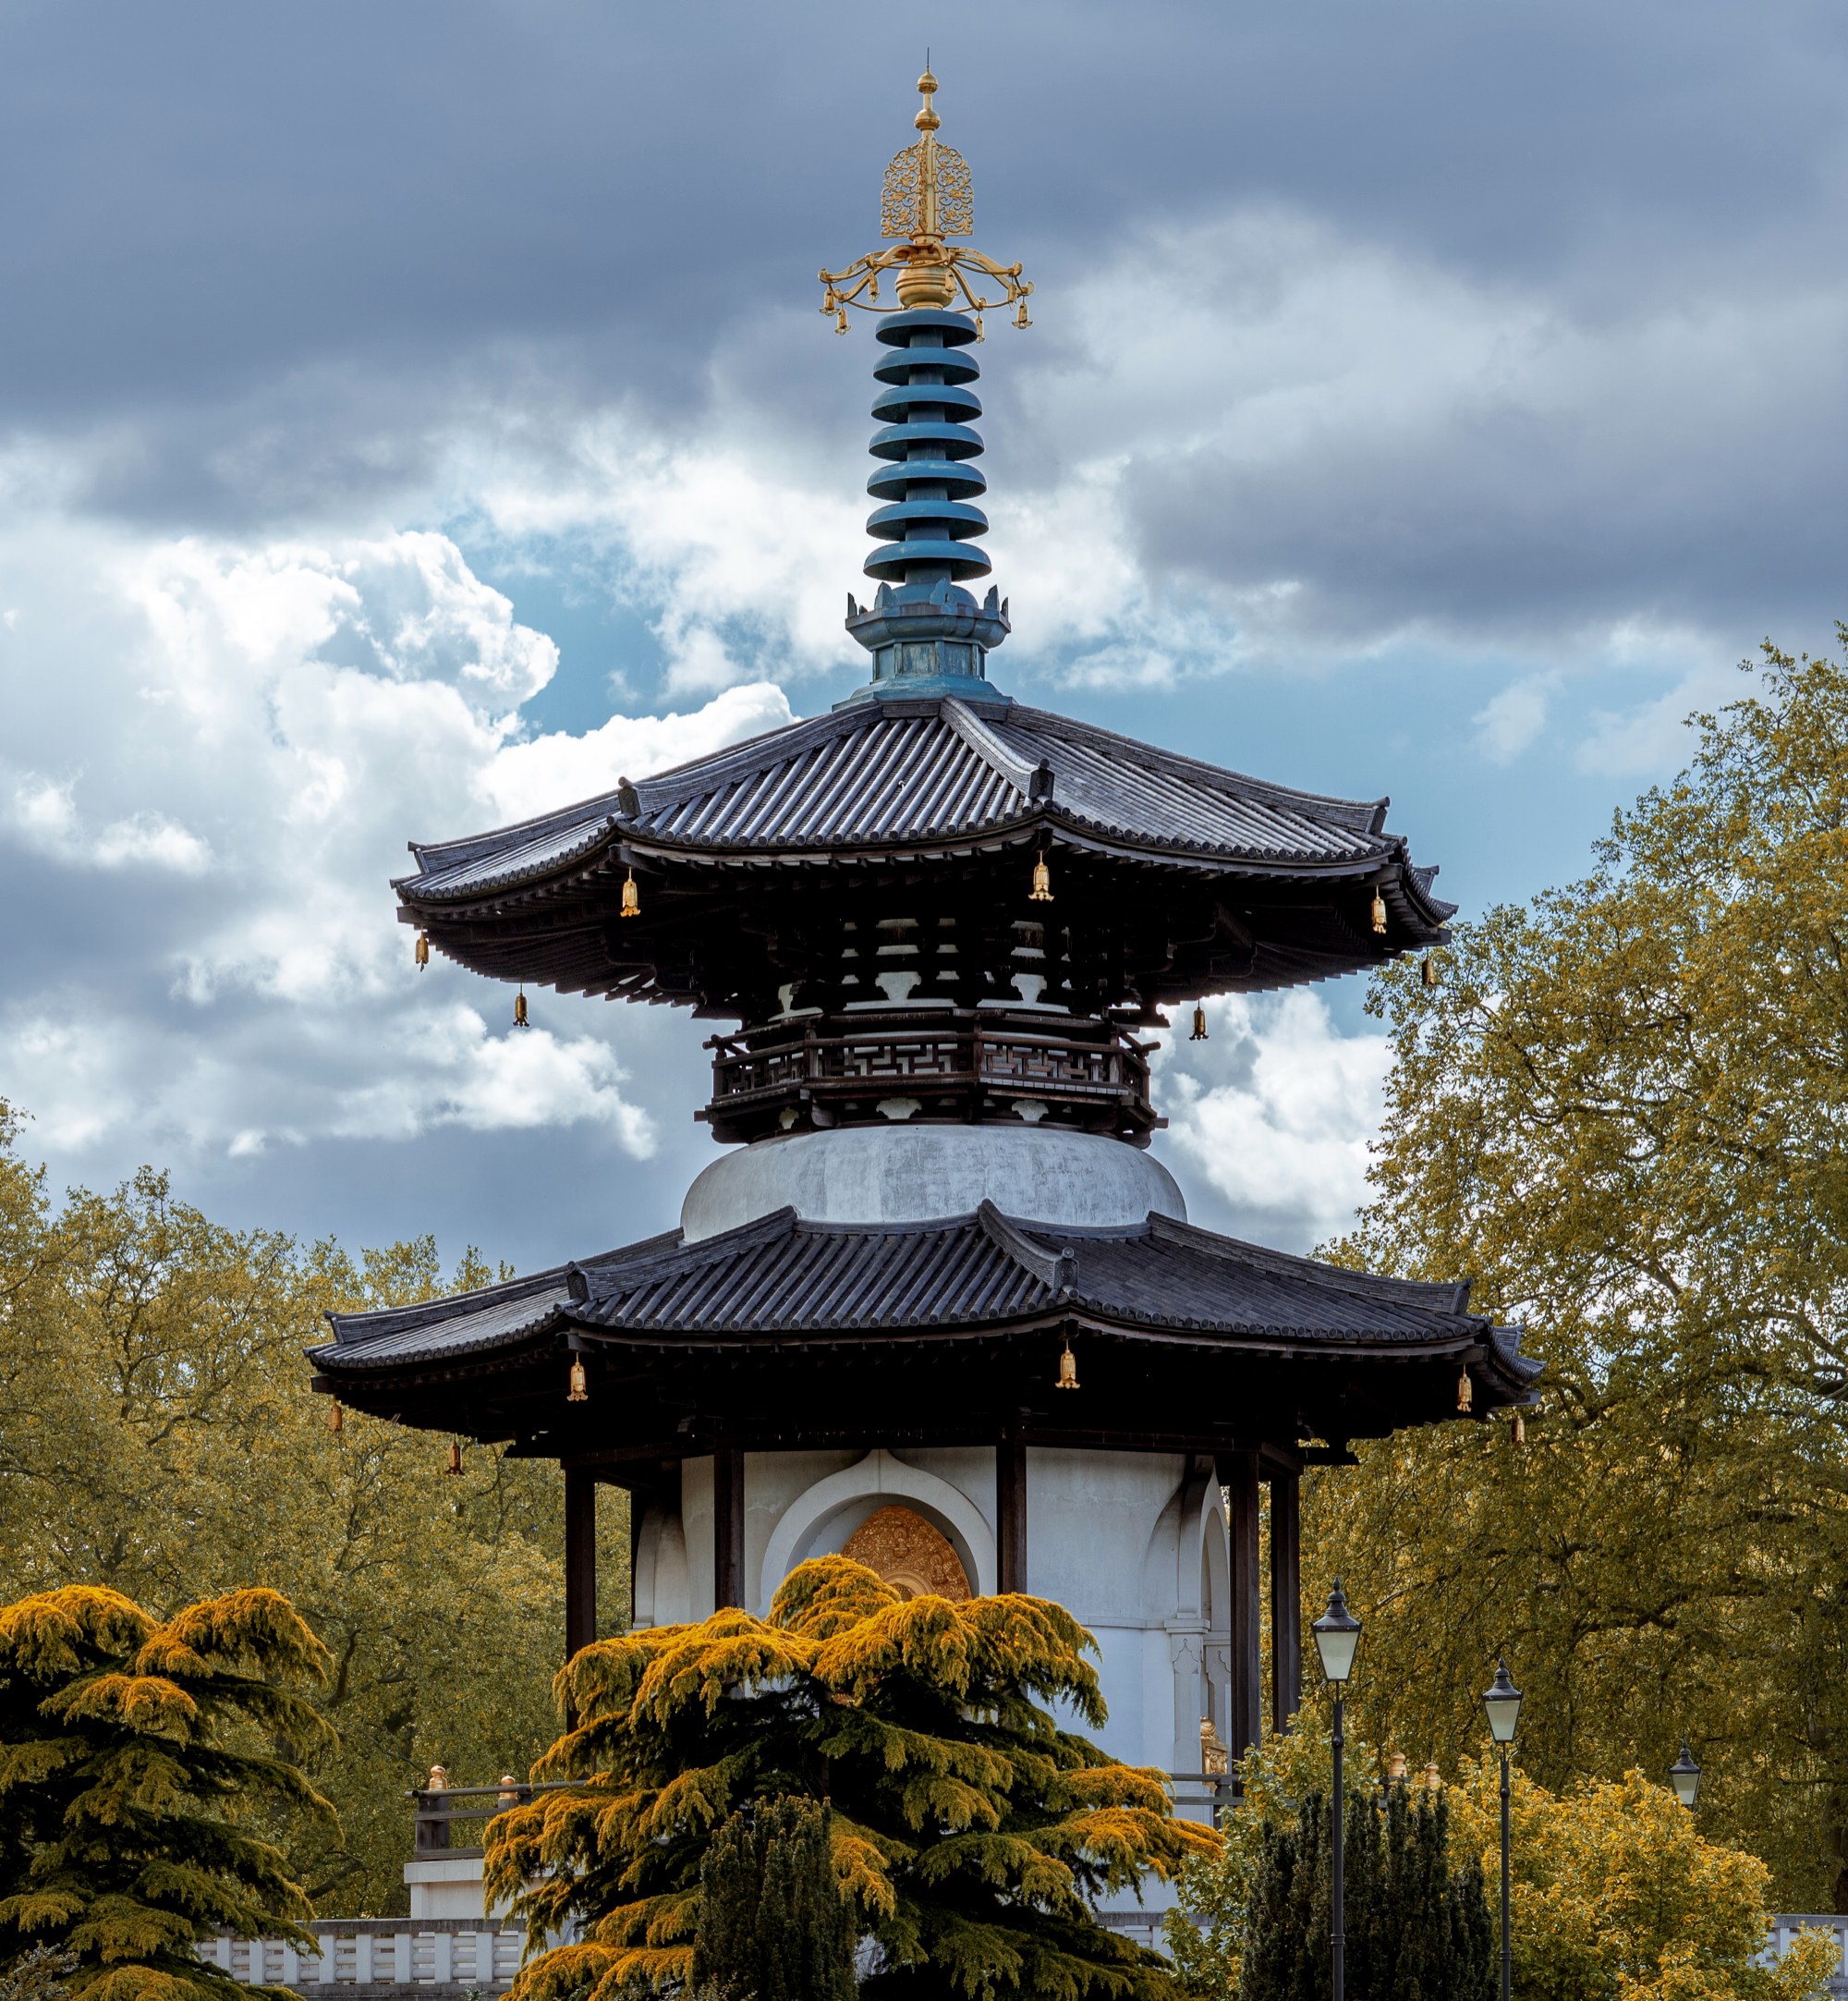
[[203, 1920, 523, 1993], [1765, 1917, 1848, 1993]]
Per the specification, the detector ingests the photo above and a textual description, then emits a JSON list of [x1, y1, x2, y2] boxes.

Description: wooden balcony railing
[[700, 1008, 1161, 1145]]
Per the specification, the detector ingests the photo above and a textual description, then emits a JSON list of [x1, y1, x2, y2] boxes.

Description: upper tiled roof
[[313, 1202, 1538, 1395], [396, 698, 1439, 909]]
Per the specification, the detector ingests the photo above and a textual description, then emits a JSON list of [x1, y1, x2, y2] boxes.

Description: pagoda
[[307, 69, 1538, 1896]]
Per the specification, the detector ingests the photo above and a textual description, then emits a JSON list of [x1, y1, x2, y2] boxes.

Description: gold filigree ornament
[[819, 67, 1034, 339]]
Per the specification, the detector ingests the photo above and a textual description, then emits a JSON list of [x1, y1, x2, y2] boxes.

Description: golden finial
[[819, 68, 1034, 331]]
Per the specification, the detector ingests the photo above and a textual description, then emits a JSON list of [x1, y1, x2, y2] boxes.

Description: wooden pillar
[[1269, 1470, 1302, 1733], [714, 1445, 746, 1610], [996, 1436, 1027, 1593], [1227, 1450, 1263, 1761], [565, 1467, 597, 1661]]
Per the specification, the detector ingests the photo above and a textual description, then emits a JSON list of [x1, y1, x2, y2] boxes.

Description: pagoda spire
[[821, 70, 1033, 712]]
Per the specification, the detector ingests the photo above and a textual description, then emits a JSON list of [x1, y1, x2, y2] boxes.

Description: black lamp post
[[1668, 1741, 1703, 1812], [1481, 1661, 1523, 2001], [1312, 1580, 1363, 2001]]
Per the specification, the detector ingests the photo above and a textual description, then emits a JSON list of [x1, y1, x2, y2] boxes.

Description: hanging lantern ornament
[[415, 932, 430, 970], [1189, 1006, 1208, 1043], [1456, 1368, 1474, 1413], [1055, 1338, 1079, 1390], [1422, 954, 1439, 988], [567, 1355, 589, 1403], [327, 1399, 344, 1436], [1512, 1410, 1526, 1446], [514, 988, 529, 1029], [446, 1441, 463, 1476], [1370, 888, 1388, 936], [1029, 850, 1052, 903], [621, 870, 641, 919]]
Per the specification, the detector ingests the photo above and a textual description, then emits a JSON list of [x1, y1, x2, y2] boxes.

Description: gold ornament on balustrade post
[[819, 67, 1035, 336]]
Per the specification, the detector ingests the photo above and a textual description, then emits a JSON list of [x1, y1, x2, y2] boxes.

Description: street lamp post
[[1312, 1581, 1363, 2001], [1481, 1660, 1524, 2001], [1668, 1742, 1703, 1812]]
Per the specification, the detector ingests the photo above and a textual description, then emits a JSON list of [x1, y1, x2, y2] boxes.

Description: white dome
[[680, 1123, 1185, 1244]]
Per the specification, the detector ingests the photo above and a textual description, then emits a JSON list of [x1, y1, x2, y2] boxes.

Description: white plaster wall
[[681, 1124, 1186, 1242]]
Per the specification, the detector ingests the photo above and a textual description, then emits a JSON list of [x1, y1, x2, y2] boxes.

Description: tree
[[0, 1100, 626, 1913], [0, 1583, 334, 2001], [486, 1556, 1219, 2001], [1232, 1779, 1489, 2001], [689, 1796, 855, 2001], [1444, 1762, 1837, 2001], [1308, 635, 1848, 1906]]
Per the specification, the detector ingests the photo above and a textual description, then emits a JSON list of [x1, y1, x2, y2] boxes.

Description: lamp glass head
[[1668, 1742, 1703, 1809], [1481, 1658, 1524, 1744], [1311, 1579, 1362, 1684]]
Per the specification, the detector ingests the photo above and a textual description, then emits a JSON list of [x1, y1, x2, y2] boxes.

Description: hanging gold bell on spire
[[327, 1399, 343, 1436], [621, 870, 640, 918], [1370, 888, 1388, 936], [1456, 1369, 1473, 1413], [1029, 850, 1052, 902], [1189, 1006, 1208, 1042], [415, 932, 430, 970], [567, 1355, 589, 1403], [1055, 1339, 1079, 1389], [446, 1441, 462, 1476], [514, 988, 529, 1028]]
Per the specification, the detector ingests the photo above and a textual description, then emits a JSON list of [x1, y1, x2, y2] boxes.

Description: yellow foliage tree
[[1445, 1763, 1837, 2001], [0, 1584, 334, 2001], [485, 1556, 1219, 2001], [0, 1104, 626, 1912]]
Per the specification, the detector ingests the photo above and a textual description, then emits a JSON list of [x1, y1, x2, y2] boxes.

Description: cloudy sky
[[4, 0, 1844, 1271]]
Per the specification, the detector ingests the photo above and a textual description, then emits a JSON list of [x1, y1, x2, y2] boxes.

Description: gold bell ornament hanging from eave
[[1370, 887, 1388, 936], [1054, 1338, 1079, 1389], [415, 931, 430, 969], [1456, 1369, 1473, 1413], [1422, 954, 1439, 988], [1189, 1006, 1208, 1042], [621, 870, 641, 918], [446, 1441, 463, 1476], [567, 1355, 589, 1403], [327, 1398, 344, 1436], [1029, 850, 1052, 903], [514, 988, 529, 1029]]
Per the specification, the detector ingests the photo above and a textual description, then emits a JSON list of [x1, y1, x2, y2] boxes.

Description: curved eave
[[395, 809, 1448, 932]]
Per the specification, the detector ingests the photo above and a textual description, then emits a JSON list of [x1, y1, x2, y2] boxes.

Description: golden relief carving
[[881, 140, 973, 239], [841, 1505, 971, 1601]]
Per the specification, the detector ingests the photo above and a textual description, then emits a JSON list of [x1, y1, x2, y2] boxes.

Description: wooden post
[[565, 1467, 597, 1661], [714, 1445, 746, 1609], [997, 1435, 1027, 1593], [1270, 1470, 1302, 1733], [1227, 1450, 1263, 1761]]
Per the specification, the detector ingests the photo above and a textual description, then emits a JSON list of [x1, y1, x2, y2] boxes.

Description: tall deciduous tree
[[1309, 636, 1848, 1907], [487, 1556, 1218, 2001], [0, 1584, 333, 2001], [0, 1104, 622, 1913]]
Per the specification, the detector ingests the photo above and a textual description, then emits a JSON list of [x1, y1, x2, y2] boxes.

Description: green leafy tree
[[689, 1796, 855, 2001], [1446, 1763, 1835, 2001], [0, 1103, 628, 1912], [0, 1584, 333, 2001], [487, 1556, 1218, 2001], [1306, 633, 1848, 1906]]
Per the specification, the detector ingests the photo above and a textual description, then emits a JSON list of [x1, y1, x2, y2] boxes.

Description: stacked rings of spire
[[864, 310, 991, 586]]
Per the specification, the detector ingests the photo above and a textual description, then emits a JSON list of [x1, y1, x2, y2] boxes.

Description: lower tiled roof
[[311, 1205, 1540, 1394]]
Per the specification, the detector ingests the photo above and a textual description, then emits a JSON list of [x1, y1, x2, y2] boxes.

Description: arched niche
[[757, 1448, 998, 1611]]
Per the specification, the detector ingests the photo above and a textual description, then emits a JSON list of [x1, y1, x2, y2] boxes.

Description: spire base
[[837, 579, 1012, 711]]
